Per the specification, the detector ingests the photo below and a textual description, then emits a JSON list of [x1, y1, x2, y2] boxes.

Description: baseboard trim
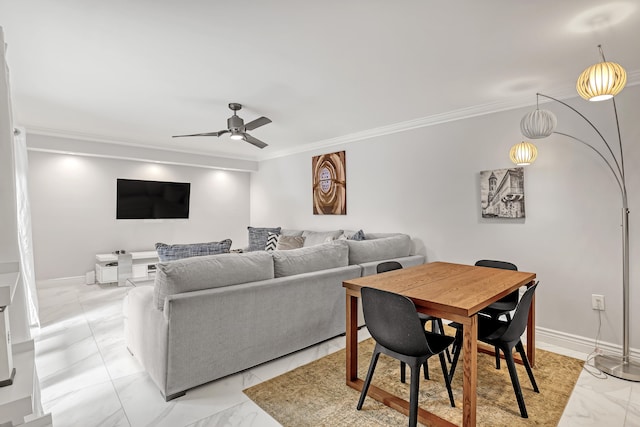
[[536, 326, 640, 362], [37, 275, 85, 286]]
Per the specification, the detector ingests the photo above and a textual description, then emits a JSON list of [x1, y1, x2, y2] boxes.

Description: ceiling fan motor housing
[[228, 114, 244, 131]]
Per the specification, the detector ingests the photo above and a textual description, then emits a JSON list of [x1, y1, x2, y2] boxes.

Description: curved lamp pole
[[514, 46, 638, 381]]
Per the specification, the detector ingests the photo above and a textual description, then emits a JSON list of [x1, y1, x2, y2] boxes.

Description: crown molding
[[261, 69, 640, 161], [25, 128, 259, 172]]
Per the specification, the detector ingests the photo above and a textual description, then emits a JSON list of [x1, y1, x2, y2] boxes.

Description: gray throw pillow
[[341, 229, 365, 241], [247, 226, 281, 251], [276, 235, 305, 250], [301, 230, 343, 247], [155, 239, 232, 262]]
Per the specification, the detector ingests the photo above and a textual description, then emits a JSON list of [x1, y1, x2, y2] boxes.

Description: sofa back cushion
[[272, 241, 349, 277], [346, 234, 412, 265], [155, 239, 232, 262], [153, 251, 274, 310]]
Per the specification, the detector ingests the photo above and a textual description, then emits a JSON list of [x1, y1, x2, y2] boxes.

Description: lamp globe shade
[[510, 141, 538, 166], [576, 61, 627, 101], [520, 109, 557, 139]]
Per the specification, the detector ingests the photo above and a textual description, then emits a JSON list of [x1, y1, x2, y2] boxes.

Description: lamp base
[[594, 354, 640, 382]]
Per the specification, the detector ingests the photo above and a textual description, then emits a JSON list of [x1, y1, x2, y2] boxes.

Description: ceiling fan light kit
[[172, 102, 271, 148], [230, 131, 244, 140]]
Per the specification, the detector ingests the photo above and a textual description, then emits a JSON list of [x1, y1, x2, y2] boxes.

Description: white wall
[[251, 85, 640, 350], [28, 141, 251, 280]]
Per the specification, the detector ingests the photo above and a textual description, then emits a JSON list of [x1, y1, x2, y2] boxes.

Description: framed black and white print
[[480, 167, 525, 218]]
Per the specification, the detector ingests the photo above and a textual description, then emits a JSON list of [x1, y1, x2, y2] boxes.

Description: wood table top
[[343, 261, 536, 319]]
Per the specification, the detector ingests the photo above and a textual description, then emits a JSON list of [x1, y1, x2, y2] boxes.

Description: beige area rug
[[244, 336, 583, 426]]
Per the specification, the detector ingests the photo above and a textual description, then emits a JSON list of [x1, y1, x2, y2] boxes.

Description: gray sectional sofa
[[123, 232, 424, 400]]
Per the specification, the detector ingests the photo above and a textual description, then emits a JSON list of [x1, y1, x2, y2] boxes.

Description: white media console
[[95, 251, 158, 284]]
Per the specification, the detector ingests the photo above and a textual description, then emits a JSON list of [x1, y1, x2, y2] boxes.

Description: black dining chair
[[448, 283, 540, 418], [357, 287, 455, 427], [475, 259, 519, 369], [376, 261, 452, 382], [476, 260, 519, 319]]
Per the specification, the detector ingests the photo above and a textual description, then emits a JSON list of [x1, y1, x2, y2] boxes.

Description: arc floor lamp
[[511, 45, 639, 381]]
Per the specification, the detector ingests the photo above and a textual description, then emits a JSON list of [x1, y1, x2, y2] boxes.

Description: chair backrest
[[376, 261, 403, 274], [475, 259, 517, 271], [475, 260, 519, 304], [361, 287, 431, 357], [499, 283, 538, 344]]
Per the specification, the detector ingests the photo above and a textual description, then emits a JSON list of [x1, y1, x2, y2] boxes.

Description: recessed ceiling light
[[568, 2, 636, 33]]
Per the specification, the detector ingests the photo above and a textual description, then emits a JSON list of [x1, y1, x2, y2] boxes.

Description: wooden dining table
[[342, 261, 537, 427]]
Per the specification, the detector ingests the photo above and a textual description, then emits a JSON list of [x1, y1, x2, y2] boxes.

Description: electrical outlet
[[592, 294, 605, 311]]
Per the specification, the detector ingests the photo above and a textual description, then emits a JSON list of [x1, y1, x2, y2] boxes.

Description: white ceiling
[[1, 1, 639, 162]]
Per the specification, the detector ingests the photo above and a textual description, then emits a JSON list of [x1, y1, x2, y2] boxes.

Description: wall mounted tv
[[116, 179, 190, 219]]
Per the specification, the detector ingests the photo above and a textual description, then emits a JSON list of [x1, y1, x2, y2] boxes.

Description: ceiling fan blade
[[244, 116, 272, 131], [172, 130, 229, 138], [243, 134, 268, 149]]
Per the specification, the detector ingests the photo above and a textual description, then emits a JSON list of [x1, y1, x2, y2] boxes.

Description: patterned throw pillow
[[340, 229, 366, 241], [155, 239, 232, 262], [247, 226, 281, 251], [265, 232, 279, 251], [275, 235, 306, 250]]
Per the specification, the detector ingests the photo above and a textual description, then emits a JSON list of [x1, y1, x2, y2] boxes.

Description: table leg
[[462, 315, 478, 427], [527, 282, 536, 367], [346, 293, 358, 382]]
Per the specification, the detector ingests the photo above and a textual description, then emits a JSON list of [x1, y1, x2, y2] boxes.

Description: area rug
[[244, 337, 583, 426]]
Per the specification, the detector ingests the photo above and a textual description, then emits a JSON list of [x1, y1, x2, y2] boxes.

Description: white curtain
[[13, 127, 39, 327]]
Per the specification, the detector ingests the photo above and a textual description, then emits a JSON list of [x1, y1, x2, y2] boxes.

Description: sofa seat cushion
[[272, 241, 348, 277], [346, 234, 412, 265], [155, 239, 232, 262], [301, 230, 343, 247], [153, 251, 274, 310]]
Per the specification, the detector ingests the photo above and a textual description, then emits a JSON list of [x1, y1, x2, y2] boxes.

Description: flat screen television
[[116, 179, 190, 219]]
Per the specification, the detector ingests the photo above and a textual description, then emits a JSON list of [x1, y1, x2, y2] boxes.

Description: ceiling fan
[[172, 103, 271, 149]]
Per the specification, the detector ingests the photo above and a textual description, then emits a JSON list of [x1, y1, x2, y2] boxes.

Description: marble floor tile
[[39, 350, 113, 404], [625, 383, 640, 427], [185, 401, 281, 427], [112, 368, 260, 427], [35, 322, 100, 378], [43, 380, 130, 427], [97, 335, 145, 380], [558, 370, 631, 427]]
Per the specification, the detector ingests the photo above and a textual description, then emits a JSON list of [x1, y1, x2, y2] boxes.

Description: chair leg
[[495, 313, 512, 370], [357, 350, 381, 410], [408, 362, 422, 427], [439, 352, 455, 407], [516, 341, 539, 392], [403, 360, 428, 382], [435, 318, 453, 363], [503, 346, 529, 418], [448, 327, 462, 382]]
